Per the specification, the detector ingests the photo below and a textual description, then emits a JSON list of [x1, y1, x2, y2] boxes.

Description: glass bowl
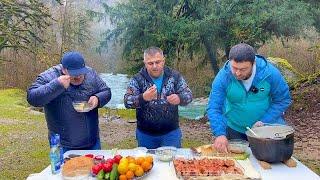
[[72, 101, 92, 112], [228, 139, 249, 154], [134, 147, 148, 156], [155, 146, 177, 162]]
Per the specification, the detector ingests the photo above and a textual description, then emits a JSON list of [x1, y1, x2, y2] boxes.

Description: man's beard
[[242, 70, 253, 80]]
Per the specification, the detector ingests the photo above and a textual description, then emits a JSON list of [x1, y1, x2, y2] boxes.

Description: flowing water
[[100, 73, 128, 109], [100, 73, 207, 119]]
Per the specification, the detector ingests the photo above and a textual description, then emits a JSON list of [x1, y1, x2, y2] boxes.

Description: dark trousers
[[226, 126, 248, 141]]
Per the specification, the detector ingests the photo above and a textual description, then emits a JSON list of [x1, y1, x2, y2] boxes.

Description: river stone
[[267, 57, 302, 83]]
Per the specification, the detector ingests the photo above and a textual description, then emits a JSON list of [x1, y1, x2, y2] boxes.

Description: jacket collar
[[139, 66, 172, 83]]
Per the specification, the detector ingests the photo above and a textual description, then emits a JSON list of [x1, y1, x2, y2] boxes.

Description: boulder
[[267, 57, 303, 84]]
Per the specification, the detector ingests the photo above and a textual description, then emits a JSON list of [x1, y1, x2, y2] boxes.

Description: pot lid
[[246, 124, 294, 139]]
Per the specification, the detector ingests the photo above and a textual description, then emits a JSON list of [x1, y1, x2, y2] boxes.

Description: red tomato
[[91, 164, 102, 175], [103, 162, 113, 172], [113, 154, 122, 164]]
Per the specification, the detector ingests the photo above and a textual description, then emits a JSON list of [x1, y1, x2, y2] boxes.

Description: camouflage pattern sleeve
[[176, 74, 193, 106], [124, 77, 146, 109]]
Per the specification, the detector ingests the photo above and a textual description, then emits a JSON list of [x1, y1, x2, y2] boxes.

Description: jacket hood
[[222, 55, 270, 81]]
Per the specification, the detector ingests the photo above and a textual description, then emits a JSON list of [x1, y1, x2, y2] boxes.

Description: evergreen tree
[[98, 0, 314, 74]]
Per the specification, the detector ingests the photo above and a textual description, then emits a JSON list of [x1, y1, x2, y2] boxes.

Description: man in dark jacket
[[124, 47, 192, 149], [27, 51, 111, 153]]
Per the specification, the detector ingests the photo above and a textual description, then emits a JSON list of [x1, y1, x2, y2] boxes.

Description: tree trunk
[[225, 46, 231, 59], [60, 0, 68, 56], [202, 36, 219, 75]]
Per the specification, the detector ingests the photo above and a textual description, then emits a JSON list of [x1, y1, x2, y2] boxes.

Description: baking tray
[[173, 156, 259, 180]]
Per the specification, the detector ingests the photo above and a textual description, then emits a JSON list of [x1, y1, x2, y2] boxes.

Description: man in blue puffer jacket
[[27, 51, 111, 153], [124, 47, 193, 148], [207, 43, 291, 152]]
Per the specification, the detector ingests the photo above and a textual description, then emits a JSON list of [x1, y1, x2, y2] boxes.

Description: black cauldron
[[246, 125, 294, 163]]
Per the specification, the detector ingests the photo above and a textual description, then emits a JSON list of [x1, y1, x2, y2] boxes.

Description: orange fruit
[[127, 156, 136, 163], [118, 163, 129, 175], [126, 170, 135, 179], [135, 157, 145, 165], [134, 166, 144, 177], [128, 162, 137, 171], [141, 161, 152, 171], [145, 155, 153, 163], [119, 174, 127, 180], [120, 157, 129, 165]]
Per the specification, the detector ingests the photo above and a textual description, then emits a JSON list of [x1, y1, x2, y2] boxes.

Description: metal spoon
[[246, 127, 259, 138]]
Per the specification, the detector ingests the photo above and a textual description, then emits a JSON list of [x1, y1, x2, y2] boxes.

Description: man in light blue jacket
[[207, 43, 291, 152]]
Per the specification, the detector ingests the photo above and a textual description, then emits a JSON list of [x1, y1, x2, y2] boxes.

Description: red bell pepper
[[91, 163, 103, 175], [102, 162, 113, 172], [84, 154, 94, 158], [113, 154, 122, 164], [106, 158, 115, 165]]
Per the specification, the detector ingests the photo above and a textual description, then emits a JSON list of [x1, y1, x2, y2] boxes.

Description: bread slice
[[193, 144, 249, 160], [62, 156, 94, 177]]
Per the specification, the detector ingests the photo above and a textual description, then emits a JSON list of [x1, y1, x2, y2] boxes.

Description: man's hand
[[253, 121, 264, 127], [167, 94, 180, 105], [143, 85, 157, 101], [58, 75, 71, 89], [88, 96, 99, 109], [213, 135, 228, 153]]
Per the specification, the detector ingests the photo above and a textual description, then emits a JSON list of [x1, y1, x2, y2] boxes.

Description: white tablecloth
[[27, 149, 320, 180]]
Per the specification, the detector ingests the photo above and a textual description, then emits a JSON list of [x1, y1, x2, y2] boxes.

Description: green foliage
[[290, 71, 320, 90], [97, 0, 204, 71], [302, 0, 320, 32], [97, 0, 314, 74], [59, 2, 93, 52], [0, 0, 52, 55]]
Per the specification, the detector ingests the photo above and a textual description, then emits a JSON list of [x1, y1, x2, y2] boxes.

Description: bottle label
[[51, 159, 61, 174], [50, 146, 61, 174]]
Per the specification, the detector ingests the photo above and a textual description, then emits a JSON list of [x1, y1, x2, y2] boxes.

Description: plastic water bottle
[[50, 134, 61, 174], [54, 134, 64, 164]]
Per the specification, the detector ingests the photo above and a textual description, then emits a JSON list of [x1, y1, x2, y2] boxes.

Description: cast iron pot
[[245, 125, 294, 163]]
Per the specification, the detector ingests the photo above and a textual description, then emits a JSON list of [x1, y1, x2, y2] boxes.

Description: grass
[[107, 138, 137, 149], [182, 139, 206, 148], [0, 89, 48, 180], [99, 108, 136, 120], [0, 89, 44, 121]]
